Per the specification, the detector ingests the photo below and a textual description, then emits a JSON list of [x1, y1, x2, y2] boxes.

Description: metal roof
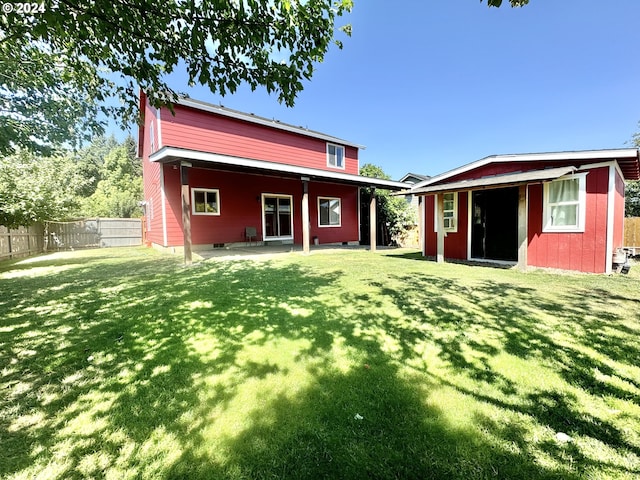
[[408, 166, 577, 195], [150, 147, 409, 191], [175, 97, 366, 150]]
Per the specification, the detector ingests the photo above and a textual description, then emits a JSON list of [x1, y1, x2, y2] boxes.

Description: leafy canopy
[[626, 124, 640, 217], [1, 0, 353, 155]]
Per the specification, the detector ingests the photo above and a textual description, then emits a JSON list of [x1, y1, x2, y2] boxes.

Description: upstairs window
[[327, 143, 345, 169], [543, 174, 586, 232], [192, 188, 220, 216]]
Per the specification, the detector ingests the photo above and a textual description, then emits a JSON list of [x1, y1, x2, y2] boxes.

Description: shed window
[[543, 174, 586, 232], [318, 197, 341, 227], [327, 143, 345, 169], [434, 192, 458, 233], [192, 188, 220, 215]]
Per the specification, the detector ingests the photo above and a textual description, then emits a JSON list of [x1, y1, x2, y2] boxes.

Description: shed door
[[471, 187, 518, 261]]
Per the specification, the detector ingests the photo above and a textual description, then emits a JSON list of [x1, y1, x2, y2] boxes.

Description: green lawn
[[1, 247, 639, 479]]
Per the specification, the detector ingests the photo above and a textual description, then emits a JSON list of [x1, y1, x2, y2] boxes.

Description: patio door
[[262, 194, 293, 240]]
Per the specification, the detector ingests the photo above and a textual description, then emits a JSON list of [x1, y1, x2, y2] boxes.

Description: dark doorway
[[471, 187, 518, 261]]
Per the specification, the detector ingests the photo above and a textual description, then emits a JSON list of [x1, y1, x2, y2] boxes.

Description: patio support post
[[517, 185, 528, 271], [301, 177, 310, 254], [369, 188, 377, 252], [180, 161, 193, 265], [436, 193, 445, 263]]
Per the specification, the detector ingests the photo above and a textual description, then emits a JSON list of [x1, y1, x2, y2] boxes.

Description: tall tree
[[1, 0, 354, 155], [360, 164, 415, 246], [82, 139, 143, 218], [0, 151, 88, 228]]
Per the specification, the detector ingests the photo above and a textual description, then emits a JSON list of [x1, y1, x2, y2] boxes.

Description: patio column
[[301, 177, 310, 254], [436, 193, 445, 263], [180, 161, 192, 265], [517, 185, 528, 271], [369, 188, 377, 252]]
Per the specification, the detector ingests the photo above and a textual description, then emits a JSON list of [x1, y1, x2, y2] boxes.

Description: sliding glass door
[[262, 194, 293, 240]]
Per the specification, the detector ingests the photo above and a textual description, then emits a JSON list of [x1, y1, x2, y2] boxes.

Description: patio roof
[[150, 146, 409, 191], [407, 166, 577, 195]]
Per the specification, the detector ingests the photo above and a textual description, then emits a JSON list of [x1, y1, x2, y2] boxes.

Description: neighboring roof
[[175, 96, 366, 150], [399, 172, 430, 184], [412, 149, 640, 189], [150, 146, 409, 191], [409, 166, 577, 195]]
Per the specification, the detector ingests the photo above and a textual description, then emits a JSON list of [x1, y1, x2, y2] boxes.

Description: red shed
[[410, 150, 640, 274], [138, 92, 407, 262]]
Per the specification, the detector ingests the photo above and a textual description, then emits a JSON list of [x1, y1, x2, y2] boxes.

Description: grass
[[0, 247, 639, 479]]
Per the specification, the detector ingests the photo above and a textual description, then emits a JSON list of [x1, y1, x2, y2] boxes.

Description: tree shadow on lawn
[[374, 272, 640, 475], [0, 251, 638, 478]]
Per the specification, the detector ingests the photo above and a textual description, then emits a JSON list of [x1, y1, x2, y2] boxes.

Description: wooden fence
[[624, 217, 640, 247], [46, 218, 143, 249], [0, 224, 45, 259], [0, 218, 143, 259]]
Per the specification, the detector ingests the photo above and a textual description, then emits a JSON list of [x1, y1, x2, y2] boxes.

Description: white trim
[[467, 192, 472, 261], [191, 188, 221, 216], [150, 147, 407, 190], [175, 97, 365, 149], [326, 143, 346, 170], [261, 193, 294, 240], [542, 172, 587, 233], [160, 166, 168, 247], [357, 188, 362, 243], [317, 196, 342, 227], [156, 107, 163, 150], [412, 148, 639, 190], [605, 165, 616, 275]]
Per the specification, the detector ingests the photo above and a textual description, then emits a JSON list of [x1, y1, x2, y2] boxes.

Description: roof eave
[[150, 146, 409, 190]]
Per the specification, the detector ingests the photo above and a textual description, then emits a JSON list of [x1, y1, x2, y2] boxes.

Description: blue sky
[[124, 0, 640, 180]]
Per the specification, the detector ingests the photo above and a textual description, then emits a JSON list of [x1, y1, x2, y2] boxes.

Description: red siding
[[527, 167, 610, 273], [160, 167, 360, 246], [160, 104, 359, 175], [438, 161, 577, 185], [141, 100, 165, 245], [422, 193, 468, 260]]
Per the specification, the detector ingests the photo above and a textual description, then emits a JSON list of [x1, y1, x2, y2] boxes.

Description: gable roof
[[399, 172, 430, 184], [175, 97, 366, 150], [412, 149, 640, 190]]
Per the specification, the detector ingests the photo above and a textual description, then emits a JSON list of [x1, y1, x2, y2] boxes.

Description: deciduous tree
[[1, 0, 353, 155]]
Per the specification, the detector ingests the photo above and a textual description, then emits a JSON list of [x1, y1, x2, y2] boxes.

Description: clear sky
[[128, 0, 640, 180]]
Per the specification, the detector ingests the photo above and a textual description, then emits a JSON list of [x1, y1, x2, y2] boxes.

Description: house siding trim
[[605, 165, 616, 274], [160, 166, 168, 247]]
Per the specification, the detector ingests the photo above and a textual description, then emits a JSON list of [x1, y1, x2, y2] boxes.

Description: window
[[434, 192, 458, 233], [318, 197, 341, 227], [192, 188, 220, 215], [327, 143, 345, 169], [543, 174, 586, 232]]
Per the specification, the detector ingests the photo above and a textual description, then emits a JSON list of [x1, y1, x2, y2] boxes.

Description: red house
[[138, 93, 407, 261], [410, 149, 640, 274]]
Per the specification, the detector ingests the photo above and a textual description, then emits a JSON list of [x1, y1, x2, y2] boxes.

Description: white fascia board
[[175, 97, 365, 150], [411, 148, 640, 191], [150, 147, 408, 190]]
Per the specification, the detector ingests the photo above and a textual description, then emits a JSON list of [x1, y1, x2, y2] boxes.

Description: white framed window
[[327, 143, 345, 169], [434, 192, 458, 233], [192, 188, 220, 215], [318, 197, 341, 227], [543, 174, 586, 232]]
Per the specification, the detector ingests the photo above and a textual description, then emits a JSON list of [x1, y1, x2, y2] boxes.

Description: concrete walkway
[[195, 244, 399, 262]]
